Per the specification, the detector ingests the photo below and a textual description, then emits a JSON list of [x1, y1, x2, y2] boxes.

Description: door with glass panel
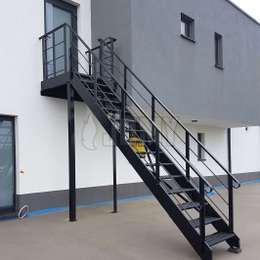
[[0, 116, 15, 214], [45, 0, 77, 79]]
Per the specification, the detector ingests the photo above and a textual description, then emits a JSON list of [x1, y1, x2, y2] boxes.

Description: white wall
[[232, 126, 260, 174], [0, 0, 141, 195]]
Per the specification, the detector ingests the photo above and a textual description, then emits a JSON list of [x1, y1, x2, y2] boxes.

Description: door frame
[[0, 115, 16, 215], [44, 0, 78, 34]]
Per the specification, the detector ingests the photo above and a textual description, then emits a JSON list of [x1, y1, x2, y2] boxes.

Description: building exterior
[[0, 0, 260, 218]]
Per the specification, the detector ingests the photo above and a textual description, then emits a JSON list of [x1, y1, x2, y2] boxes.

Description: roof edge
[[225, 0, 260, 26]]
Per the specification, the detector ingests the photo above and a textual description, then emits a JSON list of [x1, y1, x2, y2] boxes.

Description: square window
[[181, 13, 195, 42], [215, 33, 224, 69]]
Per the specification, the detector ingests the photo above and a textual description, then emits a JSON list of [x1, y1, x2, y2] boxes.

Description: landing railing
[[39, 24, 240, 240]]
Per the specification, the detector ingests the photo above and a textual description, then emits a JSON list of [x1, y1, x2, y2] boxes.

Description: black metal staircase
[[39, 24, 241, 260]]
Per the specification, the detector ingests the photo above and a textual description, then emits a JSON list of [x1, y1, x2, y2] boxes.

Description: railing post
[[42, 37, 47, 80], [64, 25, 68, 74], [52, 32, 56, 77], [155, 128, 160, 179], [151, 96, 155, 139], [121, 88, 126, 141], [99, 39, 104, 77], [88, 52, 92, 76], [227, 128, 234, 232], [93, 56, 98, 98], [199, 178, 206, 249], [185, 131, 190, 179], [110, 38, 115, 75]]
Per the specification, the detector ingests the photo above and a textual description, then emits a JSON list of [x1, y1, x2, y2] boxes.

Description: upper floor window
[[181, 13, 195, 42], [197, 133, 206, 161], [215, 33, 224, 69]]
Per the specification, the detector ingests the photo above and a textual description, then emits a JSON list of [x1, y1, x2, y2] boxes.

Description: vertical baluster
[[185, 131, 190, 179], [93, 56, 98, 98], [228, 175, 234, 232], [88, 52, 92, 76], [199, 178, 206, 248], [151, 96, 155, 139], [121, 88, 126, 140], [155, 128, 160, 179], [42, 37, 47, 80], [64, 26, 67, 74], [99, 39, 104, 77], [227, 128, 234, 232], [52, 32, 56, 77]]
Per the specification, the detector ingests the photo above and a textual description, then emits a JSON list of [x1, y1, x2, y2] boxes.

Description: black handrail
[[98, 37, 241, 189]]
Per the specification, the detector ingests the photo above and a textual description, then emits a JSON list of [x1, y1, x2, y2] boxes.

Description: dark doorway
[[44, 0, 78, 77], [0, 116, 16, 215]]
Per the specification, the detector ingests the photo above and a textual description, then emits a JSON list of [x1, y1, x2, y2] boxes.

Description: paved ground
[[0, 182, 259, 260]]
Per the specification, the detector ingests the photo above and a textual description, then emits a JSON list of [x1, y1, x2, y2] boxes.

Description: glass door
[[0, 116, 16, 214], [45, 0, 77, 78]]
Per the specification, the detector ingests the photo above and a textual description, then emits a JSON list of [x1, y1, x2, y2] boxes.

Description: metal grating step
[[146, 163, 175, 167], [125, 129, 146, 133], [168, 187, 195, 195], [190, 217, 221, 229], [160, 175, 184, 180], [206, 232, 235, 247], [178, 201, 200, 211]]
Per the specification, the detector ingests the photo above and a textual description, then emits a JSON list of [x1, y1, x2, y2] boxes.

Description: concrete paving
[[0, 182, 259, 260]]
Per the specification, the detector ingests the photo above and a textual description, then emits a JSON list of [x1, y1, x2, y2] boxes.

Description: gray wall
[[92, 0, 260, 126]]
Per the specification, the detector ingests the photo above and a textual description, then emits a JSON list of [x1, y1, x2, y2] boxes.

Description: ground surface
[[0, 183, 259, 260]]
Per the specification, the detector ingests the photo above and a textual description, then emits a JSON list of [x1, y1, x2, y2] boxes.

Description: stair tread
[[190, 217, 221, 229], [168, 187, 195, 195], [178, 202, 200, 210], [206, 232, 235, 247], [160, 175, 184, 180], [97, 98, 120, 104], [126, 129, 146, 132], [146, 162, 175, 166]]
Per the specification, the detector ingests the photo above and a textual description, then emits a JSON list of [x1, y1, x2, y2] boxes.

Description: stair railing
[[95, 37, 240, 232]]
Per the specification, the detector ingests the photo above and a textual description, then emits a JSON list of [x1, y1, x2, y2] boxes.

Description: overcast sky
[[231, 0, 260, 22]]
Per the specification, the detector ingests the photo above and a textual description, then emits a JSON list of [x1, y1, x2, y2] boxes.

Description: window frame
[[215, 32, 224, 70], [44, 0, 78, 34], [197, 133, 206, 162], [180, 13, 195, 43]]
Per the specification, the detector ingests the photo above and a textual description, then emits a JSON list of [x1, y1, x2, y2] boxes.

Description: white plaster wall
[[232, 126, 260, 174], [0, 0, 140, 195]]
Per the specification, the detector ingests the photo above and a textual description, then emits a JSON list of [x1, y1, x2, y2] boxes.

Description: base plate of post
[[228, 247, 242, 254]]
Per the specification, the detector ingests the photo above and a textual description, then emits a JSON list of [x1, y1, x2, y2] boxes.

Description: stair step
[[97, 98, 120, 104], [206, 232, 235, 247], [106, 108, 131, 115], [178, 202, 200, 211], [168, 187, 195, 195], [80, 78, 94, 84], [190, 217, 221, 229], [160, 175, 184, 180], [146, 163, 175, 167], [126, 129, 146, 133]]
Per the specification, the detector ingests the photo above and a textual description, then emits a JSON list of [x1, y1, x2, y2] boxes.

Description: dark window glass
[[197, 133, 206, 161], [215, 33, 223, 69], [181, 13, 195, 41]]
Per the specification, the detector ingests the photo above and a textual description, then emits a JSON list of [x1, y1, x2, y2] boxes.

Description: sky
[[231, 0, 260, 22]]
